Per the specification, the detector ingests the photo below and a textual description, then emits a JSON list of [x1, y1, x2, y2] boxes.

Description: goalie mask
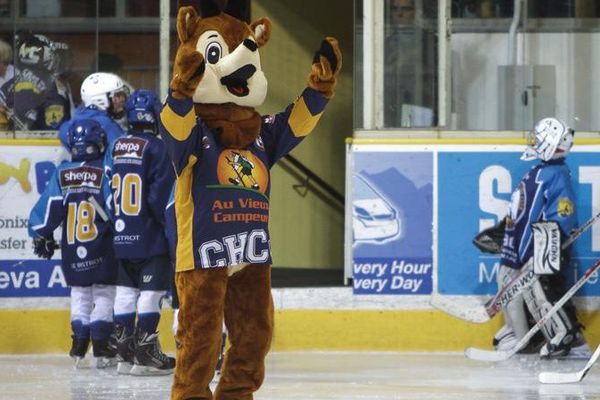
[[521, 117, 575, 162]]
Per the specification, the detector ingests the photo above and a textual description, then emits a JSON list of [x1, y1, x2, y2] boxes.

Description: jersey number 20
[[111, 173, 142, 216]]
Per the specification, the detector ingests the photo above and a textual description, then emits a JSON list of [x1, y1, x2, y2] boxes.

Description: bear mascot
[[159, 1, 341, 399]]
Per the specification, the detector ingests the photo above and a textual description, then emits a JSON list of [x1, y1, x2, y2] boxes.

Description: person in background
[[28, 119, 118, 368], [104, 89, 175, 376], [0, 32, 72, 130], [0, 38, 13, 129]]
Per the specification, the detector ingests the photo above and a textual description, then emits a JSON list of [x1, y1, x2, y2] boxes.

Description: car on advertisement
[[352, 174, 400, 245]]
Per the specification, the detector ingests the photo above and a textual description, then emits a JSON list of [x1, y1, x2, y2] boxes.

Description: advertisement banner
[[438, 147, 600, 296], [0, 144, 68, 297], [348, 143, 600, 297], [351, 148, 433, 295]]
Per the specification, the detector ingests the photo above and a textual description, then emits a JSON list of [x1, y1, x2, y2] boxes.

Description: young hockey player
[[58, 72, 128, 151], [104, 89, 176, 375], [494, 117, 590, 358], [28, 119, 118, 368]]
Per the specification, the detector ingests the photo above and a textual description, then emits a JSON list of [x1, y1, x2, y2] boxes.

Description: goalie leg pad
[[523, 275, 580, 357], [497, 265, 529, 340]]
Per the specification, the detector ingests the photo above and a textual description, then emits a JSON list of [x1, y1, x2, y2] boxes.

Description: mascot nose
[[220, 64, 257, 86]]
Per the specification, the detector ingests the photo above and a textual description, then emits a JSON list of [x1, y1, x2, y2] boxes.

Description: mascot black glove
[[308, 36, 343, 99], [33, 236, 58, 259]]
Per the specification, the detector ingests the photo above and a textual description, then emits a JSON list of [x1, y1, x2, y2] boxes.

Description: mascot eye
[[205, 42, 222, 64]]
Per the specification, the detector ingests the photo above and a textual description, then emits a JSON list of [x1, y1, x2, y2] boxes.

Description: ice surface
[[0, 352, 598, 400]]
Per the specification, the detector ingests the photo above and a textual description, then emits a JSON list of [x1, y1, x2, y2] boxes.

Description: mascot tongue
[[194, 103, 262, 149]]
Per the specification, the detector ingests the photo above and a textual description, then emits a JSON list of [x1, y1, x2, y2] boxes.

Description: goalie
[[481, 117, 589, 358]]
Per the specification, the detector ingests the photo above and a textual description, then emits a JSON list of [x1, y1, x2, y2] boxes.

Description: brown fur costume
[[166, 4, 341, 399]]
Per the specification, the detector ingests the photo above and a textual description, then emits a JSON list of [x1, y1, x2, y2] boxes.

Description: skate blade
[[130, 364, 174, 376], [95, 357, 118, 369], [117, 361, 133, 375], [72, 356, 90, 370]]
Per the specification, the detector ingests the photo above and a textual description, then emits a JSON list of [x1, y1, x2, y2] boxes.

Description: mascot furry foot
[[161, 2, 341, 399]]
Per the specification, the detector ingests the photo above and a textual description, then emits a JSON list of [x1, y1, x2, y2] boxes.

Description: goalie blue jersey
[[500, 159, 577, 269], [104, 131, 175, 260], [159, 87, 329, 271], [28, 159, 117, 287]]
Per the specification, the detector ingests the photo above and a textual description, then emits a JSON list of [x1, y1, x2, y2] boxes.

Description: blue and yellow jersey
[[28, 159, 117, 286], [104, 131, 175, 260], [0, 66, 71, 130], [500, 159, 577, 269], [159, 87, 329, 271], [165, 184, 177, 264]]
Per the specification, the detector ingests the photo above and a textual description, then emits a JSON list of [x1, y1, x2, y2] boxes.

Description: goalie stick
[[431, 210, 600, 323], [538, 344, 600, 384], [465, 257, 600, 362]]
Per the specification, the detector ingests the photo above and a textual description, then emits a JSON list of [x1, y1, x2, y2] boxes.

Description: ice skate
[[92, 339, 118, 369], [130, 330, 175, 376], [114, 325, 135, 374], [541, 332, 592, 359], [69, 336, 90, 369]]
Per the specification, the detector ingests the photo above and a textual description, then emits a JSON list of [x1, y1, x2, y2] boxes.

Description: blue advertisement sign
[[352, 151, 433, 295], [0, 259, 69, 297], [438, 150, 600, 296]]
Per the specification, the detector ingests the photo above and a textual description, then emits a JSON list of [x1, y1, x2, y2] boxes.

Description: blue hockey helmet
[[68, 119, 107, 161], [126, 89, 162, 134]]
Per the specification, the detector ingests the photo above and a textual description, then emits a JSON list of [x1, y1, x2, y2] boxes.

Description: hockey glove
[[33, 236, 58, 259], [473, 218, 506, 254], [308, 37, 342, 99]]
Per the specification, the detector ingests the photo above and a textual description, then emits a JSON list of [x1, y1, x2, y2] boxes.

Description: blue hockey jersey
[[28, 159, 117, 287], [159, 87, 329, 271], [59, 106, 124, 151], [500, 159, 577, 269], [0, 66, 71, 130], [104, 131, 175, 260]]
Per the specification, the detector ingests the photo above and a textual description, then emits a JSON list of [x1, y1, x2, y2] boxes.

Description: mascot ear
[[250, 17, 272, 48], [177, 6, 199, 43]]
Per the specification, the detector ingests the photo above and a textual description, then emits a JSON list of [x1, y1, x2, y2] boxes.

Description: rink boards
[[2, 138, 600, 353]]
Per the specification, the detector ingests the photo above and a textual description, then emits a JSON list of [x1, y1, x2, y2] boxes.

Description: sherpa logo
[[60, 166, 103, 189], [113, 137, 147, 159], [63, 170, 97, 182], [115, 142, 140, 153]]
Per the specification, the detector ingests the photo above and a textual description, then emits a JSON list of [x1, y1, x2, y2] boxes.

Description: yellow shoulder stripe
[[288, 96, 323, 137], [175, 154, 198, 272], [160, 105, 197, 142]]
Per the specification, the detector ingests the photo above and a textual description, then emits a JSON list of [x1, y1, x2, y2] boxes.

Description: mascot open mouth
[[224, 81, 249, 97], [220, 64, 256, 97]]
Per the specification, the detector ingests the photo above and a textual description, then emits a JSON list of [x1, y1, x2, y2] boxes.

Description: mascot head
[[175, 1, 271, 109], [172, 1, 272, 148]]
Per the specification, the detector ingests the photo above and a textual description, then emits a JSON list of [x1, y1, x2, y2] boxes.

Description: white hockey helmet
[[80, 72, 128, 111], [521, 117, 575, 161]]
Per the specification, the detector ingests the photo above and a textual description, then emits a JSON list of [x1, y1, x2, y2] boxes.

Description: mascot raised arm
[[160, 1, 341, 399]]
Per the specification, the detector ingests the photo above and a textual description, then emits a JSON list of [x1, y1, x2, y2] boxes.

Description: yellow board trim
[[347, 137, 600, 145], [2, 308, 599, 353], [288, 96, 323, 137], [0, 139, 61, 146], [160, 104, 197, 141], [175, 154, 198, 272]]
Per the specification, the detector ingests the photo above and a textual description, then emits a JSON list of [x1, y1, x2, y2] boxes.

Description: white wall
[[452, 33, 600, 131]]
